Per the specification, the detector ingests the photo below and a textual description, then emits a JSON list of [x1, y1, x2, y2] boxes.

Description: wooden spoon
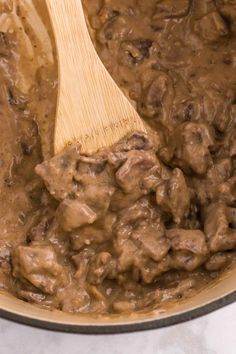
[[45, 0, 146, 154]]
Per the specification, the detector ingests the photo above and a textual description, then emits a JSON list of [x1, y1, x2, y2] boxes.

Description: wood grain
[[45, 0, 146, 154]]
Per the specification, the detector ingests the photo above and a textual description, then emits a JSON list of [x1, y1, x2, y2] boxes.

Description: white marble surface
[[0, 302, 235, 354]]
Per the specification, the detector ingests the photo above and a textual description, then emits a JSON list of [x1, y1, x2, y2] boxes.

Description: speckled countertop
[[0, 302, 235, 354]]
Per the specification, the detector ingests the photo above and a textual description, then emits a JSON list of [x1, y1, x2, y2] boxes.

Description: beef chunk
[[167, 229, 208, 256], [57, 199, 97, 232], [131, 220, 170, 262], [191, 158, 233, 206], [156, 168, 190, 224], [35, 145, 80, 200], [170, 251, 205, 272], [115, 214, 171, 283], [141, 165, 163, 192], [196, 11, 228, 43], [167, 229, 208, 271], [117, 198, 158, 226], [173, 122, 214, 175], [70, 213, 116, 251], [77, 184, 115, 217], [115, 150, 157, 193], [12, 243, 68, 294], [205, 252, 236, 271], [204, 203, 236, 252], [137, 256, 171, 284]]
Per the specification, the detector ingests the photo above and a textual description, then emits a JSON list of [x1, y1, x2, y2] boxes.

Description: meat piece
[[88, 252, 116, 285], [196, 11, 228, 43], [114, 201, 162, 274], [170, 251, 206, 272], [137, 256, 171, 284], [35, 145, 80, 200], [115, 150, 157, 193], [77, 184, 115, 217], [117, 230, 171, 283], [58, 285, 90, 313], [117, 198, 158, 226], [70, 213, 116, 251], [167, 229, 208, 255], [154, 0, 190, 19], [57, 199, 97, 232], [204, 203, 236, 252], [191, 158, 233, 206], [141, 165, 163, 192], [174, 122, 214, 175], [131, 220, 170, 262], [12, 243, 68, 295], [156, 168, 190, 224], [167, 229, 208, 271], [205, 252, 236, 271]]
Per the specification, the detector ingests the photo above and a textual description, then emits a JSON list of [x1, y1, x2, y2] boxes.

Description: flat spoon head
[[45, 0, 146, 154]]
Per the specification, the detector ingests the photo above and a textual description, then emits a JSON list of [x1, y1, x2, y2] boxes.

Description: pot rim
[[0, 290, 235, 334]]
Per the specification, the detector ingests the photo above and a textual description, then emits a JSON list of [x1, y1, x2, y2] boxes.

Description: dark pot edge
[[0, 290, 235, 335]]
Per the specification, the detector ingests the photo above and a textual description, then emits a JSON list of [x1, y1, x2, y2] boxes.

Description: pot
[[0, 1, 235, 334]]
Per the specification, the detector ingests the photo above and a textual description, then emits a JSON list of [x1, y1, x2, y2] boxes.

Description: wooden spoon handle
[[45, 0, 145, 154]]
